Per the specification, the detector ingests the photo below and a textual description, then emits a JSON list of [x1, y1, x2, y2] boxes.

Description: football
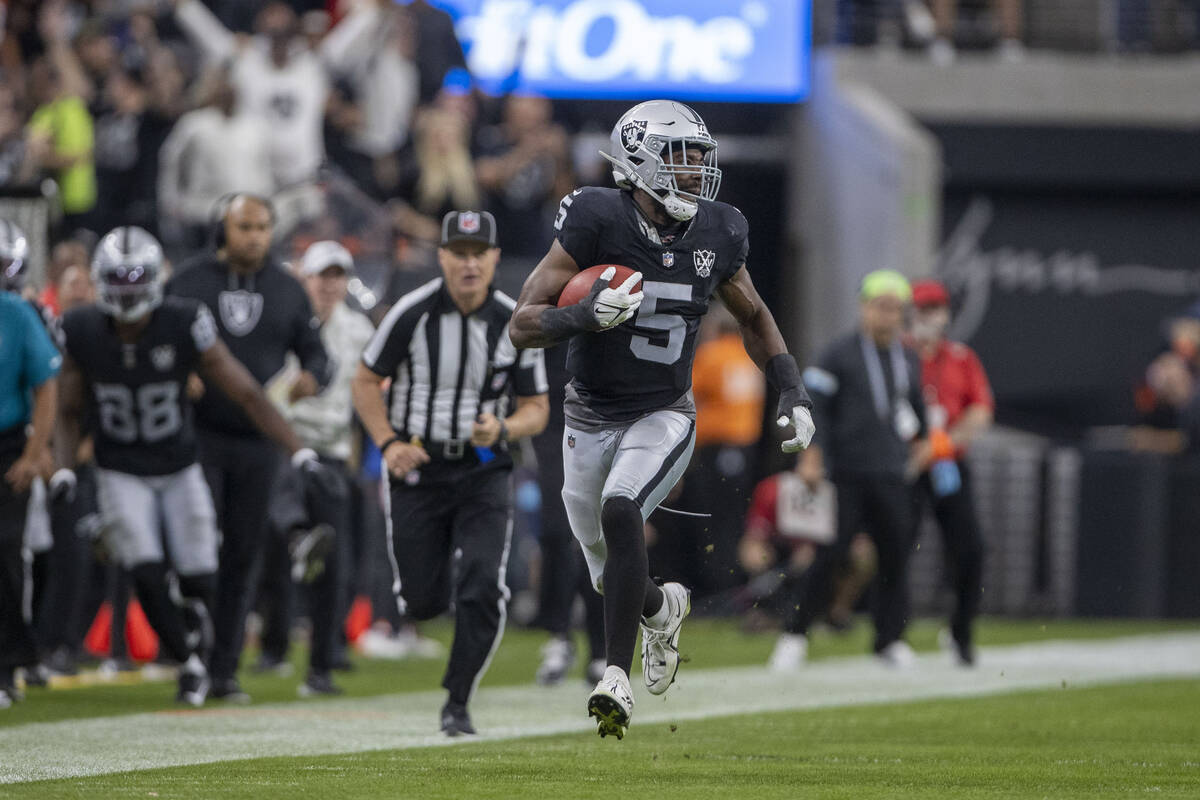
[[556, 264, 642, 308]]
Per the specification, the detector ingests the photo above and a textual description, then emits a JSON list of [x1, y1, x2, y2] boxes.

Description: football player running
[[510, 100, 816, 739], [56, 226, 329, 706]]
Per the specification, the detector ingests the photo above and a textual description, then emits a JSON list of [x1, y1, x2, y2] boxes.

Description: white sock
[[644, 590, 672, 629]]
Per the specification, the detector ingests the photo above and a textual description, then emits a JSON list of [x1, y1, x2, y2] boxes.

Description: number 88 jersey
[[554, 187, 750, 421], [61, 297, 217, 477]]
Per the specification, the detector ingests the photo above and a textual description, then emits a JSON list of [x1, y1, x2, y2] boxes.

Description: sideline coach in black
[[168, 193, 332, 701], [783, 270, 926, 669], [352, 210, 548, 737]]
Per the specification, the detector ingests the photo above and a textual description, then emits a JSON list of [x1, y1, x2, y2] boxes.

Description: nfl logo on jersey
[[662, 252, 674, 268], [693, 250, 715, 278]]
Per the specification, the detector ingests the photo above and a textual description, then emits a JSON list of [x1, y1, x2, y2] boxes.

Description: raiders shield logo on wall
[[621, 119, 647, 154], [693, 249, 716, 278], [218, 290, 264, 337]]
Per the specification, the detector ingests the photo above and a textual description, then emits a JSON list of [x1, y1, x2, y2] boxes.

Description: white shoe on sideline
[[768, 633, 808, 672], [535, 637, 575, 686], [877, 640, 917, 669], [640, 582, 690, 695], [587, 665, 634, 740]]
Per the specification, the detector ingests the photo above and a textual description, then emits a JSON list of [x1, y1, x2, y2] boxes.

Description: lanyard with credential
[[860, 334, 909, 420]]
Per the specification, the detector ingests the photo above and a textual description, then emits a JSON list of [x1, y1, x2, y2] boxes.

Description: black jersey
[[167, 254, 330, 438], [61, 297, 218, 477], [555, 187, 749, 420]]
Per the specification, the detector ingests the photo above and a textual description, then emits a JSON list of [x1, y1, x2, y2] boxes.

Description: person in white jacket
[[157, 68, 272, 249]]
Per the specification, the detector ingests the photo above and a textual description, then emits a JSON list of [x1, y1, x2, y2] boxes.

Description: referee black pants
[[914, 461, 984, 649], [0, 430, 37, 680], [386, 467, 512, 706], [786, 474, 914, 652], [198, 429, 282, 682]]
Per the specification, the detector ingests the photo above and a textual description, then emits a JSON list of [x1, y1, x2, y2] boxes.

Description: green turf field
[[7, 679, 1199, 799], [2, 617, 1194, 728], [3, 618, 1198, 798]]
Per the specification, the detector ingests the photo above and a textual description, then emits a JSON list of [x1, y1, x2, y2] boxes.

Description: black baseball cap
[[440, 210, 497, 247]]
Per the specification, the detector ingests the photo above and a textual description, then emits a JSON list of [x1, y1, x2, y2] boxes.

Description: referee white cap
[[300, 240, 354, 276]]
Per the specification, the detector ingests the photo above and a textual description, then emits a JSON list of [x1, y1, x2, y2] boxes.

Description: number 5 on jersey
[[630, 281, 692, 365]]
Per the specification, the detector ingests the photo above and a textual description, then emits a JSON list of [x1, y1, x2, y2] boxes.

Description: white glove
[[48, 468, 78, 505], [778, 406, 816, 453], [591, 267, 644, 329]]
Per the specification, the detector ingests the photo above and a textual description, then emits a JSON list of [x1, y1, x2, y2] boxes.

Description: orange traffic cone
[[84, 601, 113, 657], [344, 595, 372, 644], [124, 600, 159, 662]]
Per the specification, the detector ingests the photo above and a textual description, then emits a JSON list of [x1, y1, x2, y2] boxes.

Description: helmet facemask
[[0, 256, 26, 292], [602, 100, 722, 222], [96, 261, 163, 323], [92, 226, 166, 323]]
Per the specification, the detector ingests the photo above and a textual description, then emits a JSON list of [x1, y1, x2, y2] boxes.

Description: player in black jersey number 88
[[56, 226, 329, 707], [510, 100, 817, 739]]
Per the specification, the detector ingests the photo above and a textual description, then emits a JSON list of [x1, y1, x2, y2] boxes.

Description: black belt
[[417, 438, 471, 461]]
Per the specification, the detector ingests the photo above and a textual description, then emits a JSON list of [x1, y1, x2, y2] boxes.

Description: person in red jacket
[[908, 280, 993, 666]]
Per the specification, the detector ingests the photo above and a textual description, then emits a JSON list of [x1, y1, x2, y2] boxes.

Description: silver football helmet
[[0, 219, 29, 292], [92, 226, 164, 322], [600, 100, 721, 222]]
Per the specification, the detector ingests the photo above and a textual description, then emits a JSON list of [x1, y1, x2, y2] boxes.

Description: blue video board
[[423, 0, 810, 102]]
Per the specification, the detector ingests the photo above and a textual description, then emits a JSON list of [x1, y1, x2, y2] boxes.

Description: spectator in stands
[[37, 240, 89, 317], [406, 0, 468, 104], [321, 0, 419, 198], [651, 302, 765, 599], [157, 67, 273, 251], [92, 68, 172, 234], [0, 85, 35, 190], [25, 56, 97, 233], [475, 94, 573, 263], [1132, 301, 1200, 453], [907, 279, 992, 666], [927, 0, 1024, 65], [172, 0, 330, 194], [780, 270, 925, 670], [739, 462, 876, 643], [390, 107, 481, 248]]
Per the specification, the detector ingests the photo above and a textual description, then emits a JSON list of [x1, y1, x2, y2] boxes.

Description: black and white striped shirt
[[362, 278, 548, 447]]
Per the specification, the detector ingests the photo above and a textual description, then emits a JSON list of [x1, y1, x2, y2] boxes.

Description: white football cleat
[[587, 665, 634, 739], [768, 633, 808, 673], [640, 582, 690, 695], [535, 637, 575, 686], [877, 640, 917, 669]]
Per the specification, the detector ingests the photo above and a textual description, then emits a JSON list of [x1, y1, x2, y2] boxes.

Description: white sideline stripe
[[2, 633, 1198, 785]]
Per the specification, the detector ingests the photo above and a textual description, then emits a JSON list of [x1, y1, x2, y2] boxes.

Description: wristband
[[539, 302, 597, 338], [498, 419, 509, 444], [379, 435, 403, 455], [765, 354, 812, 410]]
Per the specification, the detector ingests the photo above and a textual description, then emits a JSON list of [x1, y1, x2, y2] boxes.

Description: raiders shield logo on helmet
[[693, 249, 716, 278], [621, 119, 647, 154], [218, 290, 264, 337], [150, 344, 176, 372]]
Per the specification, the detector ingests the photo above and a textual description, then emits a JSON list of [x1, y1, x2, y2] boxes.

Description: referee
[[352, 210, 549, 736], [167, 193, 332, 702], [0, 290, 60, 706]]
